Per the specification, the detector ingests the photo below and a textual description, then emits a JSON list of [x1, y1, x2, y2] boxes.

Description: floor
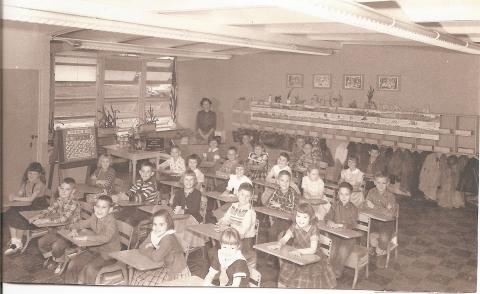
[[2, 162, 477, 292]]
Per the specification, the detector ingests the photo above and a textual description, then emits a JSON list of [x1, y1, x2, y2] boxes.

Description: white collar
[[150, 229, 176, 249], [218, 249, 245, 269], [208, 147, 218, 152]]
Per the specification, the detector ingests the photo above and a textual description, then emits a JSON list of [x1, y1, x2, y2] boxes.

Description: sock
[[12, 237, 23, 247]]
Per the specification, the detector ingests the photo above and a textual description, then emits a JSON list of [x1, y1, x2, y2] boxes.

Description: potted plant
[[97, 105, 119, 136], [139, 104, 158, 132]]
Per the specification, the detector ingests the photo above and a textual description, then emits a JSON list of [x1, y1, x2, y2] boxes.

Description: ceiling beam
[[4, 0, 340, 51]]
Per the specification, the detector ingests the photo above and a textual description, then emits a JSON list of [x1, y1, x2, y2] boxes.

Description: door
[[2, 69, 39, 205]]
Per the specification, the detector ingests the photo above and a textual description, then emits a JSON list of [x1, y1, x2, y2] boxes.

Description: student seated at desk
[[290, 136, 306, 167], [301, 165, 330, 220], [204, 228, 250, 287], [340, 155, 364, 207], [237, 134, 253, 162], [246, 143, 269, 180], [131, 209, 191, 286], [294, 142, 318, 173], [216, 146, 239, 177], [265, 152, 292, 184], [324, 182, 358, 278], [172, 170, 203, 223], [363, 171, 398, 268], [217, 183, 257, 256], [266, 170, 299, 242], [158, 146, 186, 179], [4, 162, 48, 255], [213, 164, 252, 220], [187, 154, 205, 191], [32, 177, 81, 274], [86, 154, 116, 201], [204, 136, 221, 164], [269, 203, 336, 289], [64, 195, 120, 285]]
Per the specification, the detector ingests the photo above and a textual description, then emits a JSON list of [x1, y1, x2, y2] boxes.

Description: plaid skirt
[[249, 168, 267, 180], [130, 266, 191, 286], [278, 256, 337, 289]]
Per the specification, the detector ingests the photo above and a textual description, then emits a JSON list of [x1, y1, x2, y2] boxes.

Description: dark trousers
[[38, 229, 71, 258], [371, 220, 395, 250], [330, 235, 355, 276], [64, 250, 115, 284]]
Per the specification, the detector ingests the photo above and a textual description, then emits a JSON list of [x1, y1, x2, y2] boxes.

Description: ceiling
[[3, 0, 480, 59]]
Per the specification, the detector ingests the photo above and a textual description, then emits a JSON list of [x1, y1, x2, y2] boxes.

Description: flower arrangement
[[98, 105, 119, 128]]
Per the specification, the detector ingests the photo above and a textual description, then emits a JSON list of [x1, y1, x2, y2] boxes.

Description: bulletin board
[[56, 127, 98, 163]]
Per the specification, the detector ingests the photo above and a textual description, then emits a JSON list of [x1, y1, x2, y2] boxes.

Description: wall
[[177, 45, 480, 145]]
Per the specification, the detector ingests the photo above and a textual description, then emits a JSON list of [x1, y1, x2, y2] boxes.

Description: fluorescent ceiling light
[[54, 37, 233, 59], [275, 0, 480, 54]]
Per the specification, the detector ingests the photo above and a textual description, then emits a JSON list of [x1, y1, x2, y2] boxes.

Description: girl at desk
[[204, 228, 250, 287], [158, 146, 186, 180], [340, 155, 364, 207], [86, 154, 116, 202], [269, 202, 336, 288], [4, 162, 48, 255], [187, 154, 205, 191], [246, 143, 269, 180], [301, 165, 330, 220], [172, 170, 203, 223], [131, 209, 191, 286]]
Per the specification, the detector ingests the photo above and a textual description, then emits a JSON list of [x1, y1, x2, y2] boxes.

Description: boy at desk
[[267, 170, 299, 242], [363, 171, 398, 268], [33, 177, 81, 274], [158, 146, 186, 178], [324, 182, 358, 278], [64, 195, 120, 285]]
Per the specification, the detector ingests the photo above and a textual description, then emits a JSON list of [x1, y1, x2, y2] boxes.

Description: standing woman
[[196, 97, 217, 143]]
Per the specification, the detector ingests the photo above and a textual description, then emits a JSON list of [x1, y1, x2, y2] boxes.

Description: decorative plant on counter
[[364, 86, 377, 109], [144, 104, 159, 125], [98, 105, 119, 128]]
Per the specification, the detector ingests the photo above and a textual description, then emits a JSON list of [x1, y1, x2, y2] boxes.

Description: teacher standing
[[196, 97, 217, 142]]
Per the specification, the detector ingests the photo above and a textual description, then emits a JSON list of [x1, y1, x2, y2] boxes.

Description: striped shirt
[[127, 178, 159, 204], [221, 203, 256, 239]]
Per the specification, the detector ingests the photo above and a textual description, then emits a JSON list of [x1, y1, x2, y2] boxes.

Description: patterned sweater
[[127, 178, 159, 204]]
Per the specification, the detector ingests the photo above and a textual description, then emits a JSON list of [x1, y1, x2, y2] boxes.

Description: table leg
[[128, 267, 133, 285], [132, 160, 137, 183]]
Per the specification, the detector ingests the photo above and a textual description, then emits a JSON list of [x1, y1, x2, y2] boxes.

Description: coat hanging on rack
[[419, 152, 442, 201]]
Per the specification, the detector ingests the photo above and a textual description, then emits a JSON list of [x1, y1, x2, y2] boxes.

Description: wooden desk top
[[252, 179, 278, 189], [75, 184, 103, 194], [203, 191, 238, 203], [103, 145, 169, 160], [254, 206, 293, 220], [159, 180, 182, 189], [254, 242, 321, 266], [187, 223, 222, 241], [138, 205, 172, 215], [302, 198, 328, 205], [116, 200, 145, 207], [359, 208, 395, 222], [57, 229, 106, 247], [5, 201, 31, 207], [159, 275, 204, 286], [19, 210, 68, 227], [109, 249, 164, 271], [204, 172, 229, 180], [317, 221, 363, 239]]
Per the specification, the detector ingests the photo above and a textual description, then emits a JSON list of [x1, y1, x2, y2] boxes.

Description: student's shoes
[[4, 243, 22, 255]]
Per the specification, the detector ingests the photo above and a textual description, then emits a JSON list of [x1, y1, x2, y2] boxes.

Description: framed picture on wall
[[378, 75, 400, 91], [286, 74, 304, 88], [343, 74, 363, 90], [313, 74, 331, 88]]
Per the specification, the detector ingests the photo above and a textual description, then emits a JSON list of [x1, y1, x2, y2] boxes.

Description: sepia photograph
[[2, 0, 479, 294]]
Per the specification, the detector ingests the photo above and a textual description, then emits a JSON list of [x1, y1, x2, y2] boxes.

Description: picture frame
[[343, 74, 363, 90], [286, 74, 304, 88], [313, 74, 331, 88], [377, 75, 400, 91]]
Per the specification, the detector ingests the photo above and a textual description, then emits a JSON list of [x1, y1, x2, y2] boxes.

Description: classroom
[[2, 0, 479, 292]]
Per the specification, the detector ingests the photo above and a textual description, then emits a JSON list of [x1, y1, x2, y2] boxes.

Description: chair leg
[[385, 251, 391, 269], [395, 247, 398, 260], [352, 268, 359, 289], [21, 230, 31, 254], [366, 263, 369, 279]]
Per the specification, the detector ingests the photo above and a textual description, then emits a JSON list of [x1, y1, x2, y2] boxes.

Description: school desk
[[254, 206, 293, 221], [186, 223, 222, 241], [75, 184, 103, 195], [317, 221, 363, 239], [359, 208, 395, 222], [109, 249, 164, 284], [302, 198, 329, 205], [159, 275, 204, 286], [5, 200, 32, 207], [204, 191, 238, 207], [103, 145, 169, 183], [137, 205, 173, 215], [116, 200, 147, 207], [19, 210, 68, 227], [203, 172, 228, 190], [57, 228, 106, 247], [254, 242, 321, 266]]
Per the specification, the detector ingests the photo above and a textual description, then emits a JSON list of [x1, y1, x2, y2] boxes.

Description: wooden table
[[159, 275, 204, 286], [109, 249, 164, 284], [317, 221, 363, 239], [103, 145, 169, 183], [254, 206, 293, 220], [186, 223, 222, 241], [5, 200, 32, 207], [138, 205, 172, 215], [57, 229, 106, 247], [19, 210, 68, 227], [359, 208, 395, 222], [254, 242, 321, 265]]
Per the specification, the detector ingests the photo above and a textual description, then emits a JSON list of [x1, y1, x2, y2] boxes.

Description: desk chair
[[345, 213, 371, 289], [385, 208, 399, 268], [245, 219, 260, 268], [317, 234, 333, 261], [95, 220, 135, 285], [249, 266, 262, 287]]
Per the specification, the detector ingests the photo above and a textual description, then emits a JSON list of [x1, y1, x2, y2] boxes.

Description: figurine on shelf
[[348, 100, 358, 108], [364, 86, 377, 109], [268, 94, 273, 103], [274, 95, 282, 103]]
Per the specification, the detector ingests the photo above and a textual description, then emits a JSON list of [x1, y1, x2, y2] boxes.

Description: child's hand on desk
[[270, 202, 281, 209], [289, 250, 302, 257], [366, 200, 374, 209], [268, 242, 282, 250], [327, 220, 340, 229], [73, 235, 88, 241]]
